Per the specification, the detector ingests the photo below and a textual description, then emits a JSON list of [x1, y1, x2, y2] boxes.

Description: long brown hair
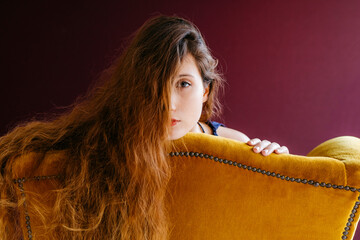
[[0, 15, 223, 239]]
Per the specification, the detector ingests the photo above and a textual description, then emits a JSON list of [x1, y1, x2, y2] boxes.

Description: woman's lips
[[171, 119, 180, 126]]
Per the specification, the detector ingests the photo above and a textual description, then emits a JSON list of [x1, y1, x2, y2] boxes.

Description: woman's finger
[[275, 146, 289, 154], [247, 138, 261, 146], [261, 142, 280, 156], [253, 139, 271, 153]]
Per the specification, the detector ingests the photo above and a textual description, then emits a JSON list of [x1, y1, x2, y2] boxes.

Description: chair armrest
[[307, 136, 360, 187]]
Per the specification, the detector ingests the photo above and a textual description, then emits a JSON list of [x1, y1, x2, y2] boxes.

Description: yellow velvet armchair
[[9, 133, 360, 239]]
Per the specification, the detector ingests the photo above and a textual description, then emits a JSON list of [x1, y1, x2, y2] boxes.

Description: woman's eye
[[178, 81, 191, 88]]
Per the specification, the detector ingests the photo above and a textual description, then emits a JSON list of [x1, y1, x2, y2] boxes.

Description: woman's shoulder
[[216, 126, 250, 143]]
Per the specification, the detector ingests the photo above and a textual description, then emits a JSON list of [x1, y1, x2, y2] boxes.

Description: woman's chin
[[168, 130, 188, 140]]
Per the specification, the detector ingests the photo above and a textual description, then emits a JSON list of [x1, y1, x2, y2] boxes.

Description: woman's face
[[169, 54, 209, 140]]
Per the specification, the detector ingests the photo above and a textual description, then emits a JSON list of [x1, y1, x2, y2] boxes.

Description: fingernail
[[254, 146, 259, 152], [262, 149, 268, 155]]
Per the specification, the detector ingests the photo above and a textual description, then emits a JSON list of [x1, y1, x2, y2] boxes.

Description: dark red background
[[1, 1, 360, 237]]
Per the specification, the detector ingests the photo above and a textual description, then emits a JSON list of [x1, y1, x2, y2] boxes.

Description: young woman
[[0, 15, 288, 239]]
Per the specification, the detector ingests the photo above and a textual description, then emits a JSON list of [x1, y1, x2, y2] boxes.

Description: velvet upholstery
[[8, 133, 360, 239]]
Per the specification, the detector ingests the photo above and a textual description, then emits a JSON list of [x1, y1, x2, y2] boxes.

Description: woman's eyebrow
[[177, 74, 194, 78]]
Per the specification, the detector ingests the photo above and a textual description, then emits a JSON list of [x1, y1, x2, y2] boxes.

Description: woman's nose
[[170, 93, 177, 111]]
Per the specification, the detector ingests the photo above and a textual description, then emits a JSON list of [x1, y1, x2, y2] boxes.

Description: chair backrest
[[8, 133, 360, 239], [166, 134, 360, 240]]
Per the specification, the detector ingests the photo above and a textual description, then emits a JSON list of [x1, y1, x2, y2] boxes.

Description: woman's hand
[[247, 138, 289, 156]]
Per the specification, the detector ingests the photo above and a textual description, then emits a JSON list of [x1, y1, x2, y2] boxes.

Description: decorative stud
[[12, 174, 62, 240], [341, 194, 360, 239]]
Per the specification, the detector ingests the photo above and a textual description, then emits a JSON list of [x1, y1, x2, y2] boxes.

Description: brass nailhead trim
[[169, 151, 360, 192], [13, 175, 61, 240], [342, 195, 360, 239], [169, 151, 360, 240]]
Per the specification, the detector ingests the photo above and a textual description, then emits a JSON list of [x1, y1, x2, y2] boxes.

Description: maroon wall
[[1, 0, 360, 237]]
